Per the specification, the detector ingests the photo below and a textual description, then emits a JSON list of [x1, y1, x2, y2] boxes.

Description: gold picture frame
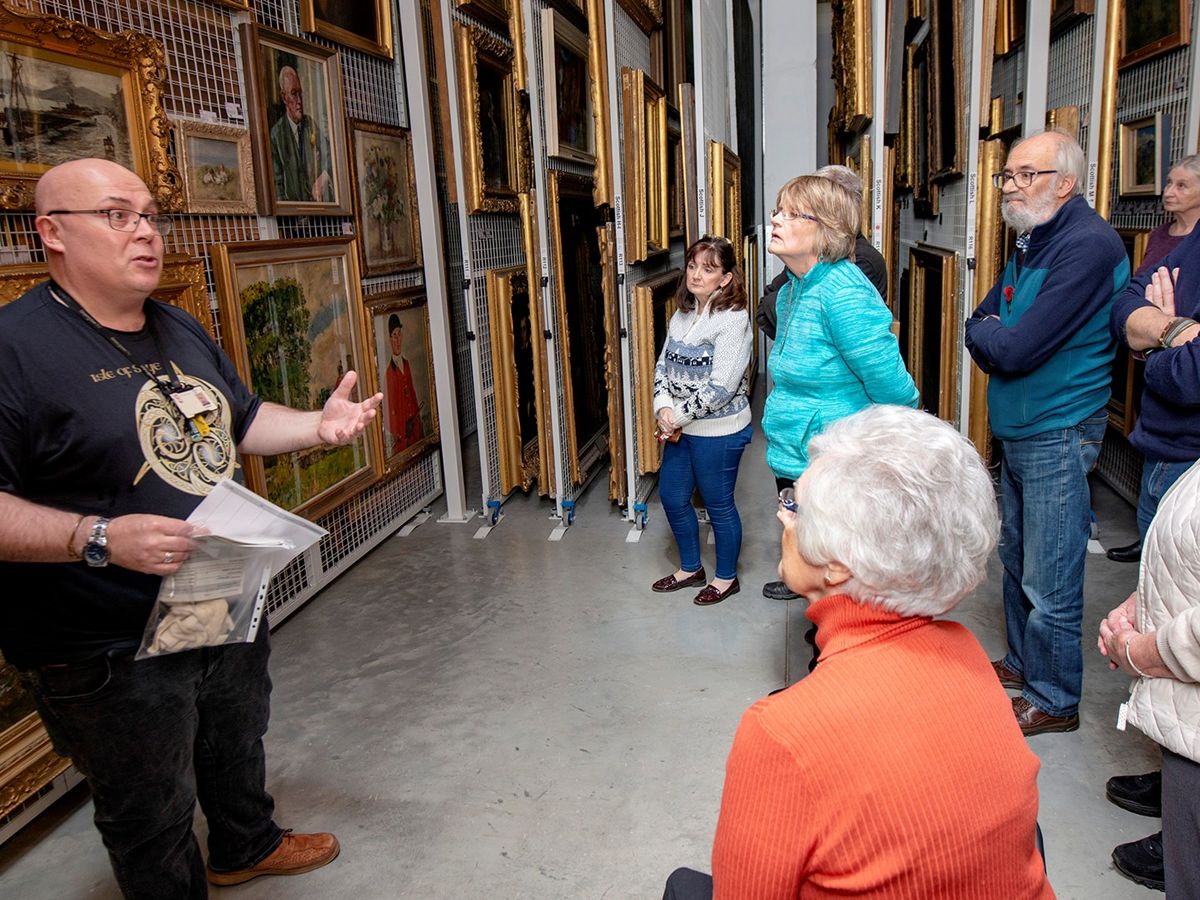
[[348, 119, 422, 277], [617, 0, 664, 33], [518, 193, 553, 496], [928, 0, 964, 181], [830, 0, 872, 134], [455, 20, 522, 214], [174, 120, 256, 216], [1120, 0, 1192, 69], [707, 141, 742, 253], [968, 139, 1007, 460], [666, 118, 685, 239], [1120, 113, 1167, 196], [599, 220, 626, 502], [1110, 229, 1151, 436], [300, 0, 394, 60], [455, 0, 512, 30], [0, 3, 181, 212], [845, 135, 872, 239], [622, 67, 668, 263], [239, 23, 352, 216], [368, 288, 440, 475], [585, 0, 614, 205], [548, 170, 609, 485], [1046, 105, 1081, 142], [907, 245, 960, 423], [0, 255, 214, 338], [542, 8, 595, 166], [632, 269, 680, 474], [0, 667, 71, 828], [994, 0, 1026, 56], [487, 264, 545, 494], [211, 237, 383, 520]]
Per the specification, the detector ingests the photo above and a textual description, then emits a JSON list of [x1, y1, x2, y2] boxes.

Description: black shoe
[[1112, 831, 1165, 892], [1107, 539, 1143, 563], [1106, 771, 1162, 817], [763, 580, 800, 600]]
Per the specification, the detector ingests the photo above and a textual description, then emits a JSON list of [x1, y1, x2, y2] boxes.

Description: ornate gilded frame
[[211, 237, 383, 520], [454, 20, 522, 214], [368, 287, 441, 476], [632, 269, 680, 474], [622, 68, 668, 263], [348, 119, 423, 277], [0, 681, 71, 829], [599, 221, 626, 502], [542, 8, 595, 166], [518, 193, 554, 496], [0, 3, 181, 211], [845, 135, 872, 238], [928, 0, 964, 182], [707, 141, 742, 253], [174, 120, 256, 216], [666, 118, 685, 239], [1046, 105, 1081, 142], [585, 0, 614, 204], [487, 263, 544, 494], [907, 245, 960, 422], [239, 23, 352, 216], [969, 139, 1006, 458], [830, 0, 872, 134], [300, 0, 394, 60], [617, 0, 664, 32], [0, 254, 214, 337]]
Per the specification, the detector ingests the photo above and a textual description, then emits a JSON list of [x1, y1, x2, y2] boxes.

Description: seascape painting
[[0, 44, 132, 171]]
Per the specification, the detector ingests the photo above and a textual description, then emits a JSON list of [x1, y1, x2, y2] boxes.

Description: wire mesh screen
[[1109, 41, 1195, 230], [699, 0, 728, 145], [9, 0, 443, 629], [1096, 427, 1142, 506], [1047, 16, 1094, 155], [991, 47, 1026, 132]]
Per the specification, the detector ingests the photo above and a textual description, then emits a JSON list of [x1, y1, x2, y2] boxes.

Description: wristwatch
[[83, 517, 112, 568]]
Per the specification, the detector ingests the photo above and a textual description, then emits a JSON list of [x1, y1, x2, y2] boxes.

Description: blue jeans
[[1136, 459, 1195, 538], [999, 411, 1106, 717], [658, 425, 752, 580], [21, 627, 283, 899]]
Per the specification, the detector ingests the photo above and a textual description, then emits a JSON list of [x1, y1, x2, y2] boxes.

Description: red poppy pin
[[1003, 285, 1014, 307]]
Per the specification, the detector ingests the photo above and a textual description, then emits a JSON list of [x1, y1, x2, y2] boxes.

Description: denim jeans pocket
[[34, 654, 115, 701], [1076, 411, 1108, 473]]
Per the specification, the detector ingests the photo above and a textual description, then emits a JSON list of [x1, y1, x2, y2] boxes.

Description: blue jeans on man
[[21, 626, 282, 899], [1136, 458, 1195, 538], [999, 410, 1107, 718], [658, 425, 752, 580]]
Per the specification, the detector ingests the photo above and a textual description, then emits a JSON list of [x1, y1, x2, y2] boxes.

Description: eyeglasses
[[778, 487, 796, 513], [47, 208, 174, 236], [770, 208, 820, 224], [991, 170, 1058, 189]]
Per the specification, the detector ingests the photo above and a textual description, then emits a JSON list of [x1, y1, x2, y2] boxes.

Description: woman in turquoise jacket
[[762, 175, 918, 608]]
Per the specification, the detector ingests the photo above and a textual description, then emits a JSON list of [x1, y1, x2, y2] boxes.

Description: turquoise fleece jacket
[[763, 259, 918, 480], [965, 196, 1127, 439]]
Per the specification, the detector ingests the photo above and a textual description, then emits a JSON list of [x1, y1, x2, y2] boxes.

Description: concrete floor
[[0, 430, 1164, 898]]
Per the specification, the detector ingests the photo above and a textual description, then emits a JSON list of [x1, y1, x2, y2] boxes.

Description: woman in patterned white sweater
[[650, 236, 753, 606]]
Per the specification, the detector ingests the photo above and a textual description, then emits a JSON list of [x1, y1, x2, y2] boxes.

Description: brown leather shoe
[[207, 831, 340, 886], [694, 579, 740, 606], [652, 568, 706, 592], [992, 658, 1024, 690], [1012, 697, 1079, 736]]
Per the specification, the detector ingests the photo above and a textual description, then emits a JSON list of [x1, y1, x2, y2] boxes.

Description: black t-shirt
[[0, 282, 261, 667]]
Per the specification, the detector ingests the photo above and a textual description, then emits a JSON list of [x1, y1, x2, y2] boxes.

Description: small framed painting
[[348, 120, 422, 276], [174, 121, 256, 215], [1119, 113, 1166, 196], [368, 289, 439, 474]]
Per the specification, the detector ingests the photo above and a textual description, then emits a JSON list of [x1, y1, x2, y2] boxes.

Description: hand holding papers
[[138, 481, 327, 658]]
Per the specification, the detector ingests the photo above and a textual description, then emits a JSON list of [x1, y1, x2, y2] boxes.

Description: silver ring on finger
[[164, 551, 174, 564]]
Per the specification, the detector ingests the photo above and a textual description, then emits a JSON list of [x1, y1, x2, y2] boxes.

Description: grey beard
[[1001, 193, 1059, 233]]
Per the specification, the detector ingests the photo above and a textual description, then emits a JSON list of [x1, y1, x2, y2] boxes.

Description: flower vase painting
[[350, 120, 422, 276]]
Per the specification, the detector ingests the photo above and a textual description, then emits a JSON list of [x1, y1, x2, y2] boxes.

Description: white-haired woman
[[663, 406, 1053, 900]]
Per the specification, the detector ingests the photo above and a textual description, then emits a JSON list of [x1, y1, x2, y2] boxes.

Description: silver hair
[[1012, 129, 1086, 196], [1171, 153, 1200, 179], [814, 164, 863, 205], [278, 65, 300, 92], [792, 405, 999, 618]]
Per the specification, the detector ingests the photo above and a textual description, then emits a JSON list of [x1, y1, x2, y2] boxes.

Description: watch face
[[84, 541, 110, 567]]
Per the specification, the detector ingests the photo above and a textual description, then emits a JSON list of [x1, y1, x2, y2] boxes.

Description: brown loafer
[[992, 658, 1024, 690], [694, 579, 740, 606], [1012, 697, 1079, 737], [207, 830, 340, 886], [652, 568, 706, 592]]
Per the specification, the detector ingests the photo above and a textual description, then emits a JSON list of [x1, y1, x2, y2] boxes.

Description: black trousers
[[663, 867, 713, 900], [1163, 747, 1200, 897]]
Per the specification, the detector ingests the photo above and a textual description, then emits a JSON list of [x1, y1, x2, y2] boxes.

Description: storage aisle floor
[[0, 427, 1164, 898]]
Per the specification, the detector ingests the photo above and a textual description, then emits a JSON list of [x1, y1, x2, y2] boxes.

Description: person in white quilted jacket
[[1098, 458, 1200, 895]]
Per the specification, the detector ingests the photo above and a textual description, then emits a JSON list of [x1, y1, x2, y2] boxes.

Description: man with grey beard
[[965, 129, 1128, 737]]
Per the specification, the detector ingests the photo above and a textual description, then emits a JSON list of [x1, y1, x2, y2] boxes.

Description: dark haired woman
[[651, 236, 753, 606]]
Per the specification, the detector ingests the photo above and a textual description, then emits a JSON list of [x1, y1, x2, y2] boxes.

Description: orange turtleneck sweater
[[710, 594, 1054, 899]]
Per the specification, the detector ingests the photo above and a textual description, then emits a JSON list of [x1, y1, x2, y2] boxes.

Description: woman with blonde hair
[[759, 175, 918, 622]]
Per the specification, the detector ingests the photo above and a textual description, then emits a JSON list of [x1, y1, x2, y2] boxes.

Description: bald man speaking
[[0, 159, 381, 897]]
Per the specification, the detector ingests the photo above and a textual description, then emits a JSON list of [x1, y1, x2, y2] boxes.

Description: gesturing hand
[[317, 370, 384, 446]]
